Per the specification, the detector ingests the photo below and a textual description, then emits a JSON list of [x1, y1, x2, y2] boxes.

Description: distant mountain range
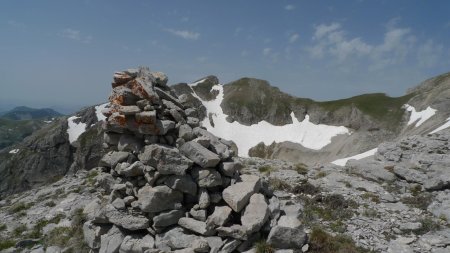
[[0, 106, 63, 120], [0, 106, 64, 150]]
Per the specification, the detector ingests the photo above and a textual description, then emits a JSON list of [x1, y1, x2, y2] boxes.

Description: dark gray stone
[[138, 144, 193, 175], [180, 141, 220, 168]]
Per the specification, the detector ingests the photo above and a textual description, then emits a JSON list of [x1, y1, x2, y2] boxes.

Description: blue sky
[[1, 0, 449, 112]]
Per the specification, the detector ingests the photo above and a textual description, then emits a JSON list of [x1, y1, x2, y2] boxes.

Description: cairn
[[82, 67, 307, 253]]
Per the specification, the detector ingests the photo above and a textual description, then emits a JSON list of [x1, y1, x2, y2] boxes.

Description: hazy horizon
[[1, 0, 450, 111]]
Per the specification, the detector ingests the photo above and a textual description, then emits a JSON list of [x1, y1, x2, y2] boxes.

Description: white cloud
[[61, 28, 92, 44], [309, 23, 372, 62], [313, 22, 341, 39], [262, 48, 272, 56], [289, 33, 299, 43], [307, 22, 418, 69], [285, 5, 295, 11], [166, 29, 200, 40]]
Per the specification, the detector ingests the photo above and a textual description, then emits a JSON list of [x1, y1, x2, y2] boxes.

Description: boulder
[[138, 144, 193, 175], [192, 168, 222, 188], [117, 161, 148, 177], [220, 238, 242, 253], [206, 206, 232, 227], [179, 124, 194, 141], [216, 225, 248, 240], [118, 105, 141, 115], [153, 209, 185, 228], [164, 175, 197, 196], [267, 226, 307, 249], [155, 227, 200, 250], [190, 208, 207, 222], [137, 185, 183, 213], [100, 226, 125, 253], [180, 141, 220, 168], [178, 217, 215, 236], [99, 151, 130, 168], [105, 204, 150, 230], [222, 177, 261, 212], [119, 234, 155, 253], [198, 188, 210, 209], [241, 194, 269, 233], [83, 221, 110, 249], [135, 111, 156, 124]]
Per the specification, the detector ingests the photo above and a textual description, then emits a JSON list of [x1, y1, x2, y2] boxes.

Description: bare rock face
[[82, 67, 299, 253], [137, 185, 183, 213]]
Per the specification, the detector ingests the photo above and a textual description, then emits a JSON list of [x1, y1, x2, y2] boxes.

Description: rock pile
[[82, 67, 304, 253]]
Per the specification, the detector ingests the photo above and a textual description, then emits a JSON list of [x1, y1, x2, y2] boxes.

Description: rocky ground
[[238, 129, 450, 253], [1, 129, 448, 252]]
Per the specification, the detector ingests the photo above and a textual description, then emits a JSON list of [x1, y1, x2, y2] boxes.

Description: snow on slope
[[95, 103, 109, 122], [67, 116, 87, 144], [404, 104, 437, 127], [189, 82, 351, 157], [331, 148, 378, 166], [430, 117, 450, 134], [9, 149, 20, 154]]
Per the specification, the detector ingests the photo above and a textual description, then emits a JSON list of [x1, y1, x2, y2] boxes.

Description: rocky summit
[[81, 67, 300, 253], [1, 67, 450, 253]]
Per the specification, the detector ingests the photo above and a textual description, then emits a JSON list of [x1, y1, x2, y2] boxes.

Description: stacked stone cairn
[[82, 67, 307, 253]]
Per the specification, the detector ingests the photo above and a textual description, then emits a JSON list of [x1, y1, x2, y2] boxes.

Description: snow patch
[[188, 78, 207, 87], [332, 148, 378, 166], [95, 103, 109, 122], [404, 104, 437, 127], [67, 116, 87, 144], [430, 117, 450, 134], [9, 149, 20, 154], [190, 83, 351, 157]]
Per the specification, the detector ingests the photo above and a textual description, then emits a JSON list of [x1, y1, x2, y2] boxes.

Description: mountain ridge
[[1, 106, 63, 121]]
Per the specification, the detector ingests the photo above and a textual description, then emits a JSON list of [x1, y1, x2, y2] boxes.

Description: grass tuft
[[255, 240, 275, 253]]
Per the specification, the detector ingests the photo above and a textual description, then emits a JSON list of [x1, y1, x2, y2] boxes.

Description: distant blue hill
[[1, 106, 63, 120]]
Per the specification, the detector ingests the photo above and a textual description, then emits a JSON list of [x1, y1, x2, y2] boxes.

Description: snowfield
[[190, 82, 351, 157], [67, 116, 87, 144], [404, 104, 437, 127], [331, 148, 378, 166], [95, 103, 109, 122], [430, 117, 450, 134]]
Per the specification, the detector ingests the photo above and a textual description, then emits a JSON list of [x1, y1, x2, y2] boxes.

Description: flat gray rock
[[241, 193, 269, 233], [100, 226, 125, 253], [180, 141, 220, 168], [164, 175, 197, 196], [222, 177, 260, 212], [178, 217, 215, 236], [138, 144, 193, 175], [267, 226, 306, 249], [137, 185, 183, 213], [119, 234, 155, 253], [153, 209, 184, 228], [99, 151, 129, 168], [206, 205, 232, 227], [105, 204, 150, 230]]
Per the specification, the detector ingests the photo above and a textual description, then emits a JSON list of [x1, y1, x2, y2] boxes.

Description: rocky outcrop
[[82, 67, 305, 252], [0, 118, 72, 196]]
